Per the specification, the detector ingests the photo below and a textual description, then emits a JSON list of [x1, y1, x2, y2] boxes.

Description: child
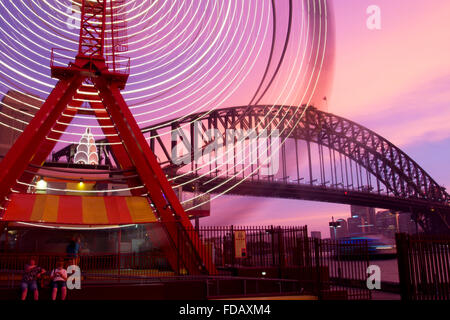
[[50, 261, 68, 300], [21, 258, 46, 300]]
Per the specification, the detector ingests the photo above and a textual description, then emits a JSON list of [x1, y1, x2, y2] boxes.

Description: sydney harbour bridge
[[53, 103, 450, 234]]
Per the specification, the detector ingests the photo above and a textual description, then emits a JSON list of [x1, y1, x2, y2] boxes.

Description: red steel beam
[[14, 105, 80, 193], [90, 99, 190, 271], [0, 75, 83, 205], [94, 77, 216, 275], [90, 101, 144, 196]]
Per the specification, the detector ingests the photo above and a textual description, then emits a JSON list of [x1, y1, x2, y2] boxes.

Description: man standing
[[66, 236, 81, 265]]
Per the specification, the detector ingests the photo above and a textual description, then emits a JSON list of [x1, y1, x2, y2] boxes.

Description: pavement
[[371, 290, 401, 300], [215, 295, 318, 300]]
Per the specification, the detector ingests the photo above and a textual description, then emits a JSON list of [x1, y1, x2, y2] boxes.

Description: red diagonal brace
[[0, 75, 83, 204], [91, 102, 144, 195], [94, 77, 217, 275], [14, 105, 79, 193]]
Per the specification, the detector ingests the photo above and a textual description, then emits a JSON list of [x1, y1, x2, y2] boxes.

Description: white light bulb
[[36, 179, 47, 190]]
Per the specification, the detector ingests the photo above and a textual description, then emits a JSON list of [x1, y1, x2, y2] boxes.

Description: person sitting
[[20, 258, 46, 301], [50, 261, 68, 300]]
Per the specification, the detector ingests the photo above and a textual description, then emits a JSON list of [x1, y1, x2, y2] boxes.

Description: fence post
[[231, 225, 235, 268], [271, 225, 275, 266], [177, 225, 180, 276], [314, 238, 322, 300], [118, 228, 121, 281], [297, 235, 304, 267], [396, 233, 412, 300], [278, 227, 284, 278], [304, 229, 311, 267]]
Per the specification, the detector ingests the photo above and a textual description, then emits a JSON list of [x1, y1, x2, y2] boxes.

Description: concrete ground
[[215, 295, 318, 300], [370, 290, 401, 300]]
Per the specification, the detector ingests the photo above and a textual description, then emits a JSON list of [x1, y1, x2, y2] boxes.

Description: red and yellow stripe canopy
[[1, 193, 157, 225]]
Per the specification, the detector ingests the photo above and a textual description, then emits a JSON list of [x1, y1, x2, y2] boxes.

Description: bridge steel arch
[[53, 105, 450, 234]]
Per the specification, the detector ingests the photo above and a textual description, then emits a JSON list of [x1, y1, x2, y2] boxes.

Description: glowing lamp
[[36, 179, 47, 190]]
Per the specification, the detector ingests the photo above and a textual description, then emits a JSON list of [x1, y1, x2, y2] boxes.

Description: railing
[[105, 54, 130, 75], [396, 233, 450, 300], [0, 251, 173, 288], [50, 48, 77, 69], [0, 225, 374, 299], [50, 48, 130, 76], [0, 271, 303, 300], [191, 225, 308, 269], [178, 226, 370, 300], [205, 276, 302, 298], [0, 224, 306, 276], [290, 237, 372, 300], [167, 225, 308, 276]]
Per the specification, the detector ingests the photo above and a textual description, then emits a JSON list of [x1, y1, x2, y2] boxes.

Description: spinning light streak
[[0, 0, 334, 209]]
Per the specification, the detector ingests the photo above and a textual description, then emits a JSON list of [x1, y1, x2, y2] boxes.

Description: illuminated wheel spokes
[[0, 0, 334, 207]]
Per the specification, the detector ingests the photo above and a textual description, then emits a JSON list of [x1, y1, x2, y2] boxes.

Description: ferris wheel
[[0, 0, 334, 205]]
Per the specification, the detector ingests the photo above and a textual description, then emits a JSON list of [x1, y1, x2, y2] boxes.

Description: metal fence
[[396, 233, 450, 300], [193, 225, 308, 269], [0, 251, 176, 289], [166, 225, 308, 276], [0, 225, 373, 299], [0, 225, 308, 279], [164, 227, 371, 300], [291, 237, 371, 300]]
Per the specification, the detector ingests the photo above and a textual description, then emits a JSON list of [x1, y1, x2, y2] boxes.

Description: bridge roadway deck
[[174, 174, 450, 213]]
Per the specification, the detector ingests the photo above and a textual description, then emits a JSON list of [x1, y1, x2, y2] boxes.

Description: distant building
[[335, 219, 348, 239], [350, 205, 376, 234], [374, 210, 417, 236], [375, 210, 399, 238], [329, 207, 419, 240], [329, 218, 348, 240], [0, 90, 41, 158], [311, 231, 321, 240], [347, 216, 363, 236]]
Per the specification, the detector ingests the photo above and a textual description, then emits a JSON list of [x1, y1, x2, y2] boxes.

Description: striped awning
[[1, 193, 157, 225]]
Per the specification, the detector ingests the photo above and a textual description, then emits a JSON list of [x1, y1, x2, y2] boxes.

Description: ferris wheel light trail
[[0, 0, 334, 208]]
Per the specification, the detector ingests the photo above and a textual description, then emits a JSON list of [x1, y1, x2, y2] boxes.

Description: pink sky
[[203, 0, 450, 237]]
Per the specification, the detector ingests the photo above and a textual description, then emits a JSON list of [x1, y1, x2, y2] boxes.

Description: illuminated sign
[[74, 128, 99, 165], [234, 230, 247, 258]]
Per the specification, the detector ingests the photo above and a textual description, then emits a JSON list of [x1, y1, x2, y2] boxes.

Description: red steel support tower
[[0, 0, 216, 275]]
